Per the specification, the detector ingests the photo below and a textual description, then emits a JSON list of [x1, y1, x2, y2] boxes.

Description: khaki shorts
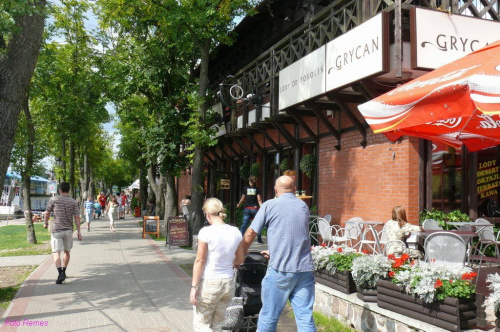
[[51, 230, 73, 253]]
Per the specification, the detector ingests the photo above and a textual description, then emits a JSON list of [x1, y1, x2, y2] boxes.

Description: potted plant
[[280, 158, 290, 174], [420, 208, 471, 229], [311, 244, 361, 294], [130, 195, 141, 217], [377, 261, 477, 331], [250, 162, 261, 177], [299, 154, 316, 178], [351, 254, 392, 302], [486, 273, 500, 328], [240, 164, 250, 179]]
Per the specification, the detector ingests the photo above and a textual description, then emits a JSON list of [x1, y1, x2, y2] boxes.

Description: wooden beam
[[255, 126, 280, 151], [327, 92, 366, 145], [209, 147, 224, 163], [353, 81, 376, 102], [308, 105, 341, 144], [286, 108, 316, 117], [291, 115, 318, 144], [242, 131, 266, 155], [217, 144, 231, 160], [234, 137, 251, 156], [204, 153, 214, 164], [222, 138, 241, 157], [268, 119, 298, 148]]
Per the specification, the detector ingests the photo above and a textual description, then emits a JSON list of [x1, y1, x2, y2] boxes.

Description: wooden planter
[[356, 285, 377, 302], [315, 269, 356, 294], [377, 279, 477, 332]]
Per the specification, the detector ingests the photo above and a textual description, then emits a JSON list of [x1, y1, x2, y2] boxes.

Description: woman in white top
[[190, 198, 245, 332], [385, 206, 422, 258]]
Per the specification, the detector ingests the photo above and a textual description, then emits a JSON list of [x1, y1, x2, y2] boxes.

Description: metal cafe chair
[[317, 217, 335, 246], [470, 241, 500, 286], [474, 218, 500, 258], [333, 221, 362, 248], [422, 219, 443, 231], [309, 217, 320, 245], [424, 232, 467, 266], [383, 240, 408, 257]]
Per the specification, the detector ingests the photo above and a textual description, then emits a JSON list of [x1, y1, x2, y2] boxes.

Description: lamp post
[[55, 157, 63, 167]]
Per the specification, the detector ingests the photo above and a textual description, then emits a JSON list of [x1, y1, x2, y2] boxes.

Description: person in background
[[239, 176, 317, 331], [83, 195, 94, 232], [115, 192, 122, 219], [385, 206, 423, 258], [106, 196, 118, 232], [190, 198, 245, 331], [180, 195, 191, 217], [236, 176, 263, 243], [93, 201, 102, 219], [43, 182, 82, 284], [98, 192, 107, 216], [147, 199, 156, 216], [120, 190, 128, 219]]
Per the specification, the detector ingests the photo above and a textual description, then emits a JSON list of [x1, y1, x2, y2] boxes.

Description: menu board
[[142, 216, 160, 239], [168, 216, 189, 247]]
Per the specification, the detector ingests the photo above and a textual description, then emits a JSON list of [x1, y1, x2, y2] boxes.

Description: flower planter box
[[315, 269, 356, 294], [376, 279, 477, 332], [356, 285, 377, 303]]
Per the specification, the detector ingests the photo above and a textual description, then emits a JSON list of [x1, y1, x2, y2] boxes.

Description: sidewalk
[[0, 216, 198, 331]]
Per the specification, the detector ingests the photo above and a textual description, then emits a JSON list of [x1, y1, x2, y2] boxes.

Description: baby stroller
[[233, 251, 268, 331]]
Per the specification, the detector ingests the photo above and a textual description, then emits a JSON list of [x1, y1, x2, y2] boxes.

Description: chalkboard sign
[[167, 216, 189, 247], [142, 216, 160, 239]]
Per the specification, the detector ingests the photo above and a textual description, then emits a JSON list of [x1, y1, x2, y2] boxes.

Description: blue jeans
[[258, 267, 316, 332], [240, 208, 262, 242]]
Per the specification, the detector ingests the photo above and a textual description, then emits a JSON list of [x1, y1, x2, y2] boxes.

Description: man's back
[[46, 195, 79, 233], [254, 193, 313, 272]]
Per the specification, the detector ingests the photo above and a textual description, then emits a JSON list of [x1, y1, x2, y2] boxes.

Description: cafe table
[[447, 221, 493, 234], [344, 220, 384, 254]]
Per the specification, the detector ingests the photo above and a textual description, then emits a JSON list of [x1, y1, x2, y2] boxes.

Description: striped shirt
[[46, 195, 79, 233], [250, 193, 313, 272], [84, 201, 94, 213]]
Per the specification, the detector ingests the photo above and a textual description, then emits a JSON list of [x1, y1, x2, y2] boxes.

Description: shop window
[[476, 147, 500, 217], [431, 142, 462, 212]]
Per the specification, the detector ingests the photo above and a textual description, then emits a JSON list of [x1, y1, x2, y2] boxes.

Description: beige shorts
[[51, 230, 73, 253]]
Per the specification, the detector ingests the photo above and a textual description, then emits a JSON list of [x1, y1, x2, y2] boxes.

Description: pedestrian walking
[[83, 195, 94, 232], [106, 196, 119, 232], [43, 182, 82, 285], [239, 176, 317, 331], [236, 176, 263, 243], [120, 190, 128, 219], [190, 198, 245, 332], [98, 192, 107, 215]]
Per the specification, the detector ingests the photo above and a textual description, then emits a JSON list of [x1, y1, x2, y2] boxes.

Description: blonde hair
[[392, 206, 408, 228], [202, 198, 227, 219]]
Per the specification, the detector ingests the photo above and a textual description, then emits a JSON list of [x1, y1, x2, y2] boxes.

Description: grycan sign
[[411, 7, 500, 69], [278, 12, 388, 110]]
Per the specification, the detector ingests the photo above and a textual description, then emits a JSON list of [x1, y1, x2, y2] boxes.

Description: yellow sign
[[220, 179, 230, 190]]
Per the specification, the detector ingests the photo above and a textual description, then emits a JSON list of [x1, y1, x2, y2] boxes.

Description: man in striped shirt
[[44, 182, 82, 284]]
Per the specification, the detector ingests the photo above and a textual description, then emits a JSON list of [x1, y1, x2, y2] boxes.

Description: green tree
[[0, 1, 47, 191]]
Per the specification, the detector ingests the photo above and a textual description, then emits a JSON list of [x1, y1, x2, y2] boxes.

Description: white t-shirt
[[198, 224, 242, 279]]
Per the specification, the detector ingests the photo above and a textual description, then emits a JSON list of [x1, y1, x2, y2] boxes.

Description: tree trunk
[[0, 0, 47, 191], [190, 38, 211, 237], [139, 166, 148, 214], [69, 141, 75, 198], [61, 138, 66, 182], [147, 165, 165, 219], [164, 172, 178, 219], [22, 97, 37, 244]]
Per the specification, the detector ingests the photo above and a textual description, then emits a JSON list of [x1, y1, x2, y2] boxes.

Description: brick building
[[177, 0, 500, 227]]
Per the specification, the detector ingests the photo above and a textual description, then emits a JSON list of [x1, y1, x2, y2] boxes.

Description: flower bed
[[311, 245, 361, 294], [377, 279, 477, 331]]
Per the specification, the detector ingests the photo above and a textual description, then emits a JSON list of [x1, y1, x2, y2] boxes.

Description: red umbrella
[[358, 40, 500, 151]]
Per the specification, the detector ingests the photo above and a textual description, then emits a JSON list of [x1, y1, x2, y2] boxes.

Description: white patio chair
[[323, 214, 332, 223], [309, 217, 320, 245], [475, 218, 499, 253], [424, 232, 467, 266], [333, 221, 362, 248], [317, 217, 335, 246], [422, 219, 443, 231]]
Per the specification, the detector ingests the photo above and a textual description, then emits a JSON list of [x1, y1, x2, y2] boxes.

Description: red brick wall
[[318, 132, 420, 226]]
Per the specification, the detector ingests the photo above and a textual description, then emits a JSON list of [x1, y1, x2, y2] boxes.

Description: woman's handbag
[[221, 296, 244, 330]]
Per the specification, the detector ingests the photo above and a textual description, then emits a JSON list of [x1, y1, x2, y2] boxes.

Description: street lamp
[[56, 157, 63, 167]]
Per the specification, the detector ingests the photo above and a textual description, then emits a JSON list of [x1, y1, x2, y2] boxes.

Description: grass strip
[[0, 223, 51, 257], [0, 266, 37, 311]]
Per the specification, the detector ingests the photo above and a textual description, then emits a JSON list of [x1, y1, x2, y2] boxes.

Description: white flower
[[351, 255, 392, 288], [486, 273, 500, 311]]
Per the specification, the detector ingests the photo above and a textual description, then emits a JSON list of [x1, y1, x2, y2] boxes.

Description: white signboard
[[278, 45, 326, 110], [209, 103, 226, 138], [326, 12, 388, 91], [412, 7, 500, 69], [47, 181, 58, 194]]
